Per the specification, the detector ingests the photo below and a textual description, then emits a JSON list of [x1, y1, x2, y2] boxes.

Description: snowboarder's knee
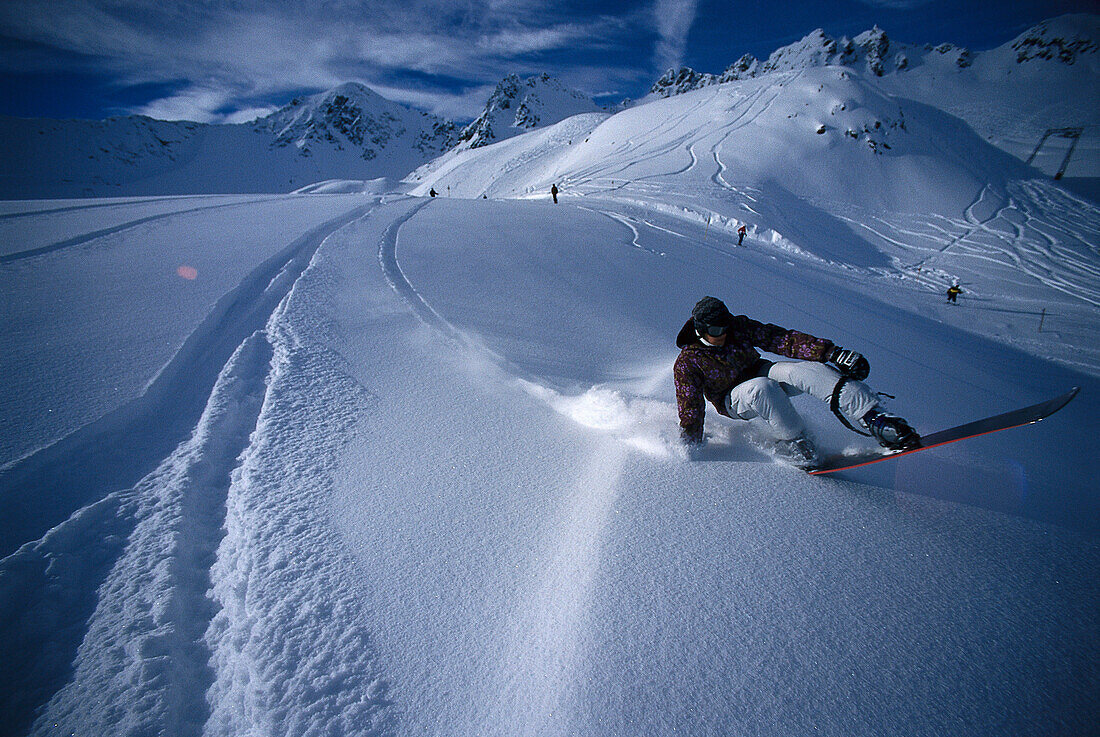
[[727, 377, 784, 418]]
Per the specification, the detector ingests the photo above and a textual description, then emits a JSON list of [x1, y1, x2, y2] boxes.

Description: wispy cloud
[[476, 24, 590, 55], [0, 0, 661, 122], [652, 0, 700, 73], [131, 87, 234, 123], [369, 82, 500, 121]]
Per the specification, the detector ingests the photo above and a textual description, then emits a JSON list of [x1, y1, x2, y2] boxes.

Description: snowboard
[[808, 387, 1080, 475]]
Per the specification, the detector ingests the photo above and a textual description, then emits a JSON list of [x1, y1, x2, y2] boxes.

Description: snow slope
[[877, 14, 1100, 179], [2, 18, 1099, 735], [648, 15, 1100, 180], [0, 188, 1097, 736], [408, 63, 1100, 376]]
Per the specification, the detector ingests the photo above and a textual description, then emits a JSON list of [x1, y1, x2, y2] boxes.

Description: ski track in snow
[[0, 203, 377, 734], [0, 203, 373, 554], [588, 209, 667, 257], [480, 445, 625, 735], [710, 84, 787, 191], [580, 176, 1100, 375], [1, 201, 388, 737], [377, 199, 464, 341], [381, 199, 693, 465], [375, 199, 689, 735], [3, 55, 1100, 732], [0, 194, 311, 263], [379, 200, 727, 729], [13, 332, 273, 737], [1, 190, 1097, 736], [0, 195, 219, 221], [201, 247, 392, 737], [899, 183, 1100, 307]]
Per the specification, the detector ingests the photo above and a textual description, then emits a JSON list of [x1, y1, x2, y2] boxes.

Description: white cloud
[[356, 33, 468, 76], [0, 0, 653, 121], [0, 1, 146, 60], [369, 82, 498, 120], [652, 0, 700, 73], [222, 106, 279, 124], [476, 25, 586, 56], [130, 86, 233, 123]]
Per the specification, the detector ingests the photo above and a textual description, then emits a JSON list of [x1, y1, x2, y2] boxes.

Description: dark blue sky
[[0, 0, 1095, 123]]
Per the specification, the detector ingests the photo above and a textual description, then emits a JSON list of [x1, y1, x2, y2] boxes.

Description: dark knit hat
[[692, 296, 733, 331]]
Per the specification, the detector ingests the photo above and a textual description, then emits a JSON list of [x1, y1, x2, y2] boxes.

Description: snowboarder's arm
[[743, 317, 834, 362], [674, 355, 706, 443]]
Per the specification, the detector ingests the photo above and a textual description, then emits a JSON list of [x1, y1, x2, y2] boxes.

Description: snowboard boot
[[861, 410, 921, 450], [773, 434, 820, 469]]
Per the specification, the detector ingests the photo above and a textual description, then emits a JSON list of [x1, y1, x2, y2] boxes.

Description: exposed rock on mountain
[[260, 82, 455, 160], [457, 73, 604, 149]]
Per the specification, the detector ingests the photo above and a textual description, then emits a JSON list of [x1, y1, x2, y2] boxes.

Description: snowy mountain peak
[[651, 24, 971, 97], [458, 73, 603, 149], [753, 24, 970, 77], [650, 67, 718, 98], [1009, 13, 1100, 64], [653, 15, 1100, 101], [260, 82, 455, 160], [0, 80, 461, 197]]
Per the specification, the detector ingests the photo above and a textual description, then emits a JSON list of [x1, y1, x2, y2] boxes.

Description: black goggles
[[700, 323, 728, 337]]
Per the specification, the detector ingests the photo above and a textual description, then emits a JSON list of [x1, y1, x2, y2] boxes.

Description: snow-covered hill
[[413, 65, 1028, 213], [0, 82, 455, 199], [2, 18, 1094, 201], [408, 58, 1100, 378], [649, 14, 1100, 179], [456, 73, 605, 150], [877, 14, 1100, 179]]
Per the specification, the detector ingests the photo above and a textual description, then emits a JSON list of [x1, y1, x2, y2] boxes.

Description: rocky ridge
[[458, 73, 604, 149], [650, 15, 1099, 99]]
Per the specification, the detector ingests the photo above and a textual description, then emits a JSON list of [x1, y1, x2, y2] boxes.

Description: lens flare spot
[[177, 265, 198, 280]]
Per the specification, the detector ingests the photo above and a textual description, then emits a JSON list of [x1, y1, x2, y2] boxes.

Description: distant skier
[[675, 296, 919, 467], [946, 284, 962, 304], [551, 183, 559, 204], [737, 224, 746, 246], [429, 188, 437, 198]]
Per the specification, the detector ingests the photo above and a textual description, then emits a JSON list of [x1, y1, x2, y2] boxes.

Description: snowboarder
[[551, 183, 559, 204], [674, 296, 919, 468], [737, 224, 746, 246], [946, 283, 962, 304], [429, 188, 437, 198]]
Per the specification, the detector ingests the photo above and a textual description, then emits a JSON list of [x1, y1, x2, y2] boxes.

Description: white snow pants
[[724, 360, 881, 441]]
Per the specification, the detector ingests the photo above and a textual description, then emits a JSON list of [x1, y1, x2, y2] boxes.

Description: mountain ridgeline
[[0, 82, 459, 198], [0, 14, 1096, 199], [650, 15, 1097, 98], [650, 27, 971, 98]]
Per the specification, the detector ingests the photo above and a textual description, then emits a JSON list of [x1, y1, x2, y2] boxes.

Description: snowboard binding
[[861, 410, 921, 450]]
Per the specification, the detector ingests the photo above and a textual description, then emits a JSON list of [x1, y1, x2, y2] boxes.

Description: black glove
[[828, 346, 870, 381]]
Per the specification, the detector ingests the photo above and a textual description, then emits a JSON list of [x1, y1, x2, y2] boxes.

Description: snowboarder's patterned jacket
[[674, 317, 833, 442]]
